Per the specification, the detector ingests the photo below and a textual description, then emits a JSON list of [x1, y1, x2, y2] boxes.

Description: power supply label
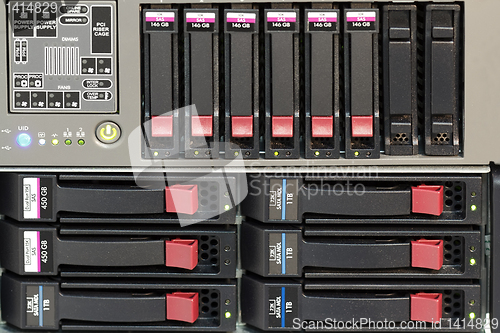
[[22, 177, 53, 219], [268, 287, 298, 328], [35, 9, 57, 37], [23, 231, 54, 273], [144, 11, 176, 32], [345, 11, 378, 32], [26, 285, 55, 327], [307, 11, 338, 32], [268, 233, 298, 275], [186, 12, 216, 32], [91, 6, 112, 54], [266, 11, 297, 32], [12, 4, 35, 37], [269, 179, 298, 221], [226, 12, 257, 32]]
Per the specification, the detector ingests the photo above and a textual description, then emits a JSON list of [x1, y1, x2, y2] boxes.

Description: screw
[[224, 259, 231, 266], [225, 299, 231, 306], [224, 246, 230, 252]]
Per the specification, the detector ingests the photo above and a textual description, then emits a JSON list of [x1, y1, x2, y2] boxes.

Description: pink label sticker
[[267, 12, 296, 23]]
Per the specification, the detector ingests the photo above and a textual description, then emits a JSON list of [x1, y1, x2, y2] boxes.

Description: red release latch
[[166, 292, 199, 323], [351, 115, 373, 137], [411, 185, 444, 216], [411, 239, 444, 270], [410, 293, 442, 323], [272, 116, 294, 138], [232, 116, 253, 138], [165, 184, 199, 215], [165, 238, 198, 270], [312, 116, 334, 138], [191, 115, 213, 137], [151, 115, 173, 137]]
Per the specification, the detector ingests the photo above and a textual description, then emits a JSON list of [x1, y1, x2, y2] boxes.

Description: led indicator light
[[65, 139, 72, 145], [194, 150, 199, 155], [52, 138, 59, 146], [234, 151, 239, 156], [354, 151, 360, 156], [470, 204, 477, 211], [224, 204, 230, 211], [469, 312, 476, 320], [274, 151, 279, 156], [16, 133, 32, 147], [314, 151, 320, 156], [225, 312, 231, 319], [78, 139, 85, 146], [38, 139, 46, 146], [470, 258, 476, 266]]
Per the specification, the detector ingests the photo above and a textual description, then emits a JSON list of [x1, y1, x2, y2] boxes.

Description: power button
[[96, 122, 121, 144]]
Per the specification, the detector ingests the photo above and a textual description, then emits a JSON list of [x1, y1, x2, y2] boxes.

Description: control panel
[[8, 1, 117, 113]]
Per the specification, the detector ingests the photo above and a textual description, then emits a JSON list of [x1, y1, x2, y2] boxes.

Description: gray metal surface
[[0, 0, 497, 167]]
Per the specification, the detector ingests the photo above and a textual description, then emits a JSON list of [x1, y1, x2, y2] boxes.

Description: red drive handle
[[166, 292, 199, 323], [165, 239, 199, 270]]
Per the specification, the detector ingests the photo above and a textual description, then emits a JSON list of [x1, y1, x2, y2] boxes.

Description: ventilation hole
[[211, 302, 218, 308], [210, 195, 217, 202], [454, 240, 462, 246], [445, 254, 452, 260], [444, 290, 452, 295], [211, 248, 218, 255], [444, 298, 452, 304], [200, 199, 208, 206], [202, 306, 210, 313], [211, 293, 218, 299], [210, 186, 217, 192], [201, 244, 209, 251], [201, 253, 209, 260], [444, 236, 452, 242], [211, 311, 218, 317], [453, 293, 461, 299], [202, 297, 209, 304], [445, 190, 453, 197], [210, 239, 218, 246], [445, 199, 453, 206], [201, 289, 209, 295], [455, 204, 462, 210], [442, 134, 447, 138], [453, 302, 460, 308], [453, 249, 461, 255], [210, 258, 218, 265], [201, 236, 209, 242], [445, 182, 453, 187], [453, 258, 461, 264], [200, 190, 208, 197], [445, 244, 452, 251], [455, 195, 462, 201], [455, 186, 462, 192], [444, 307, 452, 313], [200, 182, 208, 187], [453, 311, 461, 317]]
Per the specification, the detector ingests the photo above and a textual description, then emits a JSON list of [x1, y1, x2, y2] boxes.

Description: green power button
[[96, 122, 121, 144]]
